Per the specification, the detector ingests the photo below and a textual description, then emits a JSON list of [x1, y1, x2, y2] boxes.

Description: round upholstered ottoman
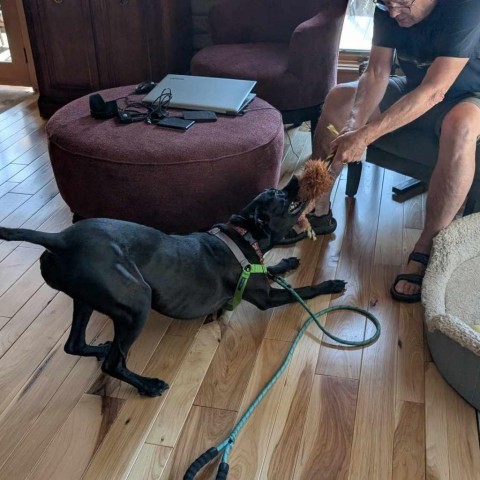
[[46, 85, 283, 233], [422, 213, 480, 409]]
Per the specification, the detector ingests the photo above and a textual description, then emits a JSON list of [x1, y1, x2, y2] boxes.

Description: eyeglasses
[[373, 0, 417, 12]]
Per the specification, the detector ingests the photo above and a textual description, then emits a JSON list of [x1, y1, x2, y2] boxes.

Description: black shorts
[[379, 76, 480, 136]]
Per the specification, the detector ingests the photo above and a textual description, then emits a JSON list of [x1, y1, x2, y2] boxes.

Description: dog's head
[[231, 176, 307, 248]]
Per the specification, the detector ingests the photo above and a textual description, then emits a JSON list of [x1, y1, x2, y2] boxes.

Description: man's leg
[[278, 82, 363, 244], [312, 76, 408, 216], [278, 80, 384, 245], [311, 81, 364, 215], [280, 77, 403, 245], [394, 101, 480, 296]]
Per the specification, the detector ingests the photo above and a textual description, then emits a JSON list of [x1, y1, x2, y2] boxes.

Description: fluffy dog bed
[[423, 213, 480, 409]]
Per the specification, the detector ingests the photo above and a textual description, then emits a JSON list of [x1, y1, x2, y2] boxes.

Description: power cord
[[147, 88, 173, 124], [284, 126, 300, 161], [98, 88, 173, 124]]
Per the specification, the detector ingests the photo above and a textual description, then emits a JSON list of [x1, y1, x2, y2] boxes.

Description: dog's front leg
[[251, 280, 346, 310], [64, 299, 111, 360], [267, 257, 300, 276]]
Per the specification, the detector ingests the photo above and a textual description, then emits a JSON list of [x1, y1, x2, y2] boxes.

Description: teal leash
[[183, 275, 381, 480]]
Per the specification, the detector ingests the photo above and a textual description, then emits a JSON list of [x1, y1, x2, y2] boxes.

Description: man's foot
[[276, 210, 337, 246], [390, 251, 430, 303]]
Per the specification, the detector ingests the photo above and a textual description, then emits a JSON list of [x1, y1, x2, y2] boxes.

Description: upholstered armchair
[[190, 0, 349, 133], [346, 129, 480, 215]]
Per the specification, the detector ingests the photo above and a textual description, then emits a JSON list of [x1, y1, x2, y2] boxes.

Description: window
[[0, 4, 12, 63], [340, 0, 375, 53]]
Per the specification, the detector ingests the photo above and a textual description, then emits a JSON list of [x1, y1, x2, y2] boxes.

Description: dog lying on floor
[[0, 176, 345, 396]]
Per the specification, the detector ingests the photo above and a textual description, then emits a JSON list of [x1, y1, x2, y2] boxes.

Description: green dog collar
[[226, 263, 268, 311]]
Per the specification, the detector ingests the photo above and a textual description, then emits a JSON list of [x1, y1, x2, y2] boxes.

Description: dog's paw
[[329, 280, 347, 293], [138, 378, 170, 397], [283, 257, 300, 270], [316, 279, 346, 294]]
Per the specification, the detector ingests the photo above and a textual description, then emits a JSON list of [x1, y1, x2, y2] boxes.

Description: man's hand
[[330, 127, 370, 166]]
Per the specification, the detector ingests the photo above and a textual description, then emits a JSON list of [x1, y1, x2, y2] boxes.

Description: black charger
[[117, 111, 147, 124], [89, 94, 118, 119]]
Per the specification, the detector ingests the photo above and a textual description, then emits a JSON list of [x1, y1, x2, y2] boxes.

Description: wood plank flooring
[[0, 101, 479, 479]]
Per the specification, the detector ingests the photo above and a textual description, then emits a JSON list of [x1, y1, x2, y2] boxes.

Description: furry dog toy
[[295, 160, 334, 240], [294, 124, 339, 240]]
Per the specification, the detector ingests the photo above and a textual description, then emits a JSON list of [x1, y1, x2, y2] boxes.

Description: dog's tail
[[0, 227, 65, 251]]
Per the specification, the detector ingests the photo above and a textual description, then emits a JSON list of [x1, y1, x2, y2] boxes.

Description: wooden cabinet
[[22, 0, 193, 117]]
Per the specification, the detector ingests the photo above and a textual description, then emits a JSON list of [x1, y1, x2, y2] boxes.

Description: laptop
[[143, 74, 257, 115]]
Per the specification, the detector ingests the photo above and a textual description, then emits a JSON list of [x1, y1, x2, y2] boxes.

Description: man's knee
[[441, 103, 480, 142], [323, 81, 358, 113]]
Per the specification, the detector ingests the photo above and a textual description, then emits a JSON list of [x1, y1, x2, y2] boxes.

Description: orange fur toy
[[298, 159, 333, 202], [296, 160, 334, 240]]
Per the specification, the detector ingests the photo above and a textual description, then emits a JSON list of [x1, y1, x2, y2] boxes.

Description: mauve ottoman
[[46, 85, 284, 234]]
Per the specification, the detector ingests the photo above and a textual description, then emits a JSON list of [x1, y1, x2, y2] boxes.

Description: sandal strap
[[306, 209, 332, 221], [408, 251, 430, 267], [393, 273, 424, 287]]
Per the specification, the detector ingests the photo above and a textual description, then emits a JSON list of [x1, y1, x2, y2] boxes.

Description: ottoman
[[46, 85, 284, 234]]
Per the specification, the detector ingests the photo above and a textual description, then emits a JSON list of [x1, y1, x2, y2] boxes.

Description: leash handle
[[183, 447, 219, 480], [216, 462, 229, 479]]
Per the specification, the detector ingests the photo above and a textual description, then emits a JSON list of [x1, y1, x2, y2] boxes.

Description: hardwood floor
[[0, 101, 479, 480]]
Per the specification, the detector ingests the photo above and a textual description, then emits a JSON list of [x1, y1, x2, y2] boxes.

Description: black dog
[[0, 177, 345, 396]]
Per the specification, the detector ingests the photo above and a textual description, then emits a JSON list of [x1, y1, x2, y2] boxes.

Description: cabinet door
[[23, 0, 100, 97], [154, 0, 192, 74], [91, 0, 162, 87], [91, 0, 192, 87]]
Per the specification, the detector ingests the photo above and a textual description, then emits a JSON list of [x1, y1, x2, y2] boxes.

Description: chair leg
[[346, 162, 362, 197]]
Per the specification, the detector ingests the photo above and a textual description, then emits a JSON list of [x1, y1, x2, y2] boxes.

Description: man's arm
[[344, 45, 394, 131], [332, 56, 469, 164], [362, 56, 469, 143]]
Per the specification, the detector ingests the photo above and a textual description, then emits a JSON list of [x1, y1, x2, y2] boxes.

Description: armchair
[[190, 0, 349, 134]]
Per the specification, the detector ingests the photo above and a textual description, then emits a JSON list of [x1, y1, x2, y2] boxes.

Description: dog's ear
[[283, 175, 300, 199]]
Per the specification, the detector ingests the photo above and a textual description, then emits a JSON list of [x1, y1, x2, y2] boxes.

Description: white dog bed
[[422, 213, 480, 410]]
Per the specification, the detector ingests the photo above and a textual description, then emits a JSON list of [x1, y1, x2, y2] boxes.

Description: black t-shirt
[[372, 0, 480, 97]]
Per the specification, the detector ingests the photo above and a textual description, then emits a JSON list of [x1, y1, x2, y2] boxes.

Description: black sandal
[[276, 209, 337, 246], [390, 251, 430, 303]]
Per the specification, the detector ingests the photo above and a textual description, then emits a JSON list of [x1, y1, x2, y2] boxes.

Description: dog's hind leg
[[267, 257, 300, 276], [101, 292, 169, 397], [64, 300, 112, 360], [251, 280, 346, 310]]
